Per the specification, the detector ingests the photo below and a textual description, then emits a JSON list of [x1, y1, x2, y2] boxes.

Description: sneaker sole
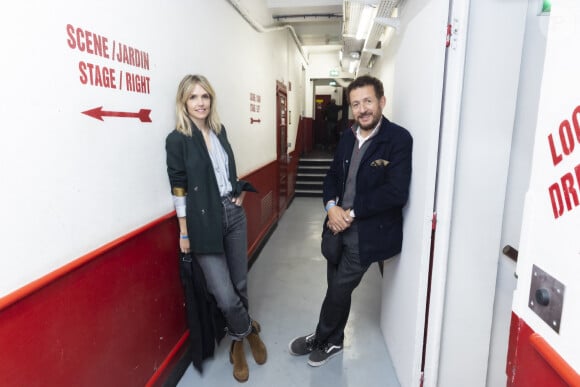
[[307, 348, 343, 367], [288, 334, 315, 356]]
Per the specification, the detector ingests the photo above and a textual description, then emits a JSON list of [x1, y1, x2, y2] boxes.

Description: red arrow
[[82, 106, 152, 123]]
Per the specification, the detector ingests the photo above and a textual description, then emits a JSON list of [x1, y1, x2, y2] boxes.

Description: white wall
[[0, 0, 303, 297], [286, 34, 308, 152], [487, 3, 550, 386], [307, 51, 341, 79], [370, 0, 449, 386], [305, 51, 342, 117]]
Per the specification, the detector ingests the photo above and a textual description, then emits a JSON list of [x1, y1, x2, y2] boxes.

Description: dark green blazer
[[165, 124, 255, 254]]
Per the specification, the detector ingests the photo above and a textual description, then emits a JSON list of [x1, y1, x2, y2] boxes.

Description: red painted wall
[[0, 160, 285, 386], [506, 312, 579, 387], [0, 214, 185, 386], [242, 161, 279, 255], [299, 117, 314, 155]]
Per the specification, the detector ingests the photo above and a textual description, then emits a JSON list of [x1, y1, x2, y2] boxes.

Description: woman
[[165, 74, 267, 383]]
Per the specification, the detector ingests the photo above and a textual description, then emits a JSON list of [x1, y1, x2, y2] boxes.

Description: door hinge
[[432, 212, 437, 231], [446, 23, 452, 47]]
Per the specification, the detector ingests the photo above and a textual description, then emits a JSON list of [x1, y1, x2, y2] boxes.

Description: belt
[[221, 193, 233, 204]]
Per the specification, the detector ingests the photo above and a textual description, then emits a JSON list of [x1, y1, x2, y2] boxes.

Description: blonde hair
[[175, 74, 222, 136]]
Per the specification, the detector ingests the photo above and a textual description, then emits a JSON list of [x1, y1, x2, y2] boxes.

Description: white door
[[509, 1, 580, 385]]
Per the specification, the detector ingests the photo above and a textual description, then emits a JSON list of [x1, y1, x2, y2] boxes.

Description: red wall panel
[[0, 160, 286, 386], [0, 215, 186, 386], [242, 161, 279, 256], [506, 312, 579, 387], [298, 117, 314, 155]]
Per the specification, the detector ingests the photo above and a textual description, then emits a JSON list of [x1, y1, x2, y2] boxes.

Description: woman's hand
[[232, 191, 247, 206], [179, 235, 190, 253], [178, 217, 190, 253]]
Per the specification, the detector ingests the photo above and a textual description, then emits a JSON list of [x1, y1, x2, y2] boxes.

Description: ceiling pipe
[[273, 13, 342, 22], [226, 0, 309, 65]]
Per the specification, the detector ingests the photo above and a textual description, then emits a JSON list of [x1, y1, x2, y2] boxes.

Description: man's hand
[[327, 206, 353, 234]]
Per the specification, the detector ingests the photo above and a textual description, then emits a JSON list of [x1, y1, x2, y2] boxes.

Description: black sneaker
[[288, 333, 317, 356], [307, 342, 343, 367]]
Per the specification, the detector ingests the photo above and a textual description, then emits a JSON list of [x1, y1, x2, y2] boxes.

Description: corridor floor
[[177, 197, 400, 387]]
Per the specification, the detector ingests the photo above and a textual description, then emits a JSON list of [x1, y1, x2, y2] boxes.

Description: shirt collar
[[354, 117, 382, 148]]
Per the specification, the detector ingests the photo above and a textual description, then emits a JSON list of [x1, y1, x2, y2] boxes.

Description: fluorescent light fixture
[[356, 6, 375, 40], [349, 59, 358, 73]]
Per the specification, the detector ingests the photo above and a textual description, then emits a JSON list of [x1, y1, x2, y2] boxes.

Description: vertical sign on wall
[[250, 92, 261, 124]]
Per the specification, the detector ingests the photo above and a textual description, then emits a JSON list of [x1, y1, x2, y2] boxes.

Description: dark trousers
[[326, 121, 338, 149], [315, 222, 370, 345]]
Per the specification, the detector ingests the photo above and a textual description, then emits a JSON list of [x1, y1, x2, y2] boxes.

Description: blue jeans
[[195, 196, 252, 340], [315, 222, 370, 345]]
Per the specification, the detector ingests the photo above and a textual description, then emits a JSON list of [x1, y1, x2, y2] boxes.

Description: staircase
[[295, 157, 332, 197]]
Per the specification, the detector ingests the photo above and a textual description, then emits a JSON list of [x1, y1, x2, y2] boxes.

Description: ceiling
[[265, 0, 405, 76], [267, 0, 343, 48]]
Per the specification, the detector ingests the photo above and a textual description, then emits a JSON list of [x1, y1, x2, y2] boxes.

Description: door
[[423, 1, 531, 386], [276, 81, 288, 218], [507, 2, 580, 385]]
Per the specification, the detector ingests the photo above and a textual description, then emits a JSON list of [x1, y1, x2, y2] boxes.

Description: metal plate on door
[[528, 264, 565, 333]]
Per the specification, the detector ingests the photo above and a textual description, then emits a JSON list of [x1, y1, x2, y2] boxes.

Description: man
[[289, 75, 413, 367], [324, 98, 342, 150]]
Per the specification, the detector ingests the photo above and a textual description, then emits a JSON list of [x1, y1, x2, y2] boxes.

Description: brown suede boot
[[229, 340, 249, 383], [247, 321, 267, 365]]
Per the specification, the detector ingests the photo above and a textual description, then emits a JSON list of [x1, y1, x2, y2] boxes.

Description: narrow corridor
[[177, 197, 400, 387]]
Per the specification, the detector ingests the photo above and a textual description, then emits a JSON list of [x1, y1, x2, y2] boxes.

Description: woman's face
[[185, 83, 211, 123]]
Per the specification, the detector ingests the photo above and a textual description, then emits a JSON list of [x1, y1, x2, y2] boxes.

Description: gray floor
[[177, 197, 400, 387]]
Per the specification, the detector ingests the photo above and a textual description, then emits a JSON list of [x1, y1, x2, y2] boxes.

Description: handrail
[[529, 333, 580, 387]]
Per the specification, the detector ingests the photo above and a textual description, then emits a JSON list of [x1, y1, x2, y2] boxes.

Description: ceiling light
[[355, 6, 376, 40], [348, 59, 359, 73]]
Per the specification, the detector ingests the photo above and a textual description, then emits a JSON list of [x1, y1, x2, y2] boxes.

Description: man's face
[[349, 85, 386, 130]]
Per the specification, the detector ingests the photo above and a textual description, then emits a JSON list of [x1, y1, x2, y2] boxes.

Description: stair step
[[294, 183, 322, 193], [299, 158, 332, 163], [298, 167, 329, 175], [298, 165, 331, 169], [295, 189, 323, 197], [297, 174, 325, 181], [295, 157, 330, 198]]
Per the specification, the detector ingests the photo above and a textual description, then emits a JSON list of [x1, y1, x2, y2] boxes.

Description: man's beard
[[357, 113, 379, 130]]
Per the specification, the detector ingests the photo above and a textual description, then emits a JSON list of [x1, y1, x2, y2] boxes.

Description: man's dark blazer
[[322, 116, 413, 265]]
